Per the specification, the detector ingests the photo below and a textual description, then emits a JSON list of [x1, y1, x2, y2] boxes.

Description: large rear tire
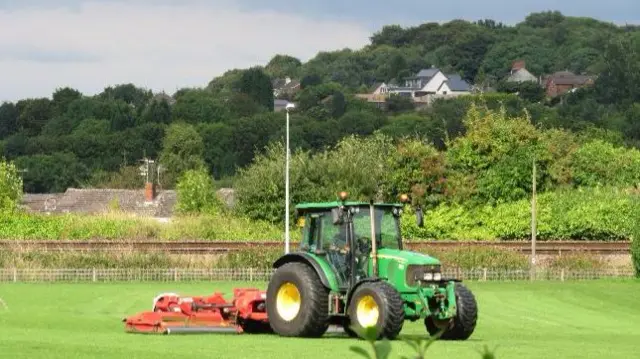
[[346, 281, 404, 340], [425, 282, 478, 340], [266, 262, 330, 337]]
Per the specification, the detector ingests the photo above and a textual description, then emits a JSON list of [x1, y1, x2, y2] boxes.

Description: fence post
[[174, 268, 178, 281], [250, 268, 254, 282], [561, 269, 565, 282], [483, 268, 487, 281], [13, 268, 17, 283], [92, 268, 97, 282]]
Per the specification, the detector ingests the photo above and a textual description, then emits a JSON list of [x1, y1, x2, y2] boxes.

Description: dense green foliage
[[0, 212, 293, 241], [235, 103, 640, 241], [1, 11, 639, 194], [174, 167, 223, 215], [0, 158, 22, 213]]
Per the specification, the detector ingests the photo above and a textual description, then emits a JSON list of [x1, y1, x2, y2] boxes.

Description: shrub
[[175, 167, 224, 215], [570, 139, 640, 187], [0, 158, 22, 213], [234, 132, 399, 224], [401, 187, 639, 241], [632, 211, 640, 277]]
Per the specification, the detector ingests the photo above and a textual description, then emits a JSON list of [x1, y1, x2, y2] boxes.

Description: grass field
[[0, 280, 638, 359]]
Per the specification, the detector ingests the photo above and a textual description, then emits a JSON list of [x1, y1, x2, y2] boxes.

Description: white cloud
[[0, 1, 371, 102]]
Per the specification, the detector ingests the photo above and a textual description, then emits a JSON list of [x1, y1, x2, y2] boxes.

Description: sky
[[0, 0, 638, 102]]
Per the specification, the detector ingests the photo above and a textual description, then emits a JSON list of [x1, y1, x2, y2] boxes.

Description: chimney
[[511, 60, 525, 74], [144, 182, 156, 202]]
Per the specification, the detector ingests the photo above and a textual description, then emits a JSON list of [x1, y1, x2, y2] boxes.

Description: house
[[272, 77, 301, 98], [382, 67, 472, 97], [506, 60, 539, 83], [353, 67, 472, 108], [435, 74, 472, 95], [384, 67, 450, 97], [543, 71, 595, 97]]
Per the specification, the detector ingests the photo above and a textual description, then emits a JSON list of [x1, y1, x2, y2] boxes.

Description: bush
[[175, 167, 224, 215], [401, 187, 639, 241], [632, 209, 640, 277], [234, 133, 398, 224], [0, 211, 295, 241], [570, 139, 640, 187], [0, 158, 22, 213]]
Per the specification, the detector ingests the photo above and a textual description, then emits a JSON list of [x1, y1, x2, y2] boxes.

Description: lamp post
[[284, 102, 295, 254]]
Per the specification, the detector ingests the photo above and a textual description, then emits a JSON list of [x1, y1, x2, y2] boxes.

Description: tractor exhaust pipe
[[370, 200, 378, 277]]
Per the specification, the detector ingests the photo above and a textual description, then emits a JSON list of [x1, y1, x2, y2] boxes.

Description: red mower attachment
[[123, 288, 271, 335]]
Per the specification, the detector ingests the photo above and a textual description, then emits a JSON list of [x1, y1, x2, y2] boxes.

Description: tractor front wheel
[[266, 262, 330, 337], [425, 282, 478, 340], [346, 281, 404, 340]]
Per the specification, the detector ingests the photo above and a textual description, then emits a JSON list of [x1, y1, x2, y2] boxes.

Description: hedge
[[401, 186, 639, 241]]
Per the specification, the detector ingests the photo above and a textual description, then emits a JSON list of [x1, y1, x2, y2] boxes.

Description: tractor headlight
[[433, 272, 442, 281], [423, 272, 433, 281]]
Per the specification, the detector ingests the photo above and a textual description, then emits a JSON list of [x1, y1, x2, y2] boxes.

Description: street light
[[284, 102, 295, 254]]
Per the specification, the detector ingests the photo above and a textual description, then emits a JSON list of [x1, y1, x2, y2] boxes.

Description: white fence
[[0, 267, 635, 283]]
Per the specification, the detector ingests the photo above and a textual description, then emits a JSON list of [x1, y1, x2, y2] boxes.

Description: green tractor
[[265, 192, 478, 340]]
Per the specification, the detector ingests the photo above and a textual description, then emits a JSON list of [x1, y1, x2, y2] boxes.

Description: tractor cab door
[[306, 213, 352, 289]]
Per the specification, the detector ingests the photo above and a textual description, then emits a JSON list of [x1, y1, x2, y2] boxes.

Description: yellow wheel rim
[[356, 295, 379, 328], [276, 282, 301, 321]]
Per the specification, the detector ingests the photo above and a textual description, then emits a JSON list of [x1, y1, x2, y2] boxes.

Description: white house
[[383, 68, 471, 98]]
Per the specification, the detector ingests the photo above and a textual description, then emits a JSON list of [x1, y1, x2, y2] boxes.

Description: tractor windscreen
[[352, 206, 401, 250]]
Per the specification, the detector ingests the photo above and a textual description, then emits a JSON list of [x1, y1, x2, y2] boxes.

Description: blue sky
[[0, 0, 638, 102]]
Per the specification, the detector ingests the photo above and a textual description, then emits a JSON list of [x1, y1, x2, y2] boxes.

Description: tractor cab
[[293, 192, 424, 290]]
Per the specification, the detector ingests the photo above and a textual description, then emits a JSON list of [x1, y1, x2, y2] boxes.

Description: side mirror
[[415, 206, 424, 227]]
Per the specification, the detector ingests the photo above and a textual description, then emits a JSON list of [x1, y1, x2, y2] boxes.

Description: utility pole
[[531, 157, 537, 280], [284, 103, 295, 254]]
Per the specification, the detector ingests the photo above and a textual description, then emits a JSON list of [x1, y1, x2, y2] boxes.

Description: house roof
[[443, 74, 471, 91], [507, 68, 538, 82], [416, 68, 440, 78], [20, 188, 177, 217], [546, 71, 594, 85]]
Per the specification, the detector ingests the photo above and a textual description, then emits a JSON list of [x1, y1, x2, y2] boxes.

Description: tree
[[0, 102, 18, 139], [234, 67, 274, 111], [159, 122, 206, 185], [265, 54, 302, 79], [594, 35, 640, 106]]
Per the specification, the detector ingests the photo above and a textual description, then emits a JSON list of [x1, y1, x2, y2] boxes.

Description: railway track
[[0, 240, 631, 255]]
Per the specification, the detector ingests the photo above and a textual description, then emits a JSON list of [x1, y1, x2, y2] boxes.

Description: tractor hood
[[374, 248, 441, 266]]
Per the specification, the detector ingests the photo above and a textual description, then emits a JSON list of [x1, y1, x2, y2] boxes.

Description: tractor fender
[[272, 253, 333, 290], [345, 277, 384, 306]]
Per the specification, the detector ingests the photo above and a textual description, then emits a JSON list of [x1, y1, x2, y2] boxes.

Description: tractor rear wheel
[[266, 262, 330, 337], [346, 281, 404, 340], [425, 282, 477, 340]]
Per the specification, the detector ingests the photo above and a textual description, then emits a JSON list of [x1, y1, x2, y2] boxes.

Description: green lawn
[[0, 280, 638, 359]]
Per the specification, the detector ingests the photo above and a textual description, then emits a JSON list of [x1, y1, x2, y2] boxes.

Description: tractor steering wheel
[[357, 237, 372, 254]]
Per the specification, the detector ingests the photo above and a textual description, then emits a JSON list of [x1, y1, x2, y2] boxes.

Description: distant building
[[506, 60, 538, 83], [542, 71, 596, 97], [354, 67, 472, 108], [272, 77, 301, 98]]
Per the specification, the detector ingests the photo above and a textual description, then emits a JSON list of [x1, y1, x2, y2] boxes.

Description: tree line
[[0, 10, 639, 194]]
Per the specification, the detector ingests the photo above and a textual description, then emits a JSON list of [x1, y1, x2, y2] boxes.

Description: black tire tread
[[266, 262, 330, 337], [426, 282, 478, 340], [348, 281, 404, 340]]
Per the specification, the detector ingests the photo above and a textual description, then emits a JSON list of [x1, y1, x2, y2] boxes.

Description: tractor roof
[[295, 201, 403, 210]]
